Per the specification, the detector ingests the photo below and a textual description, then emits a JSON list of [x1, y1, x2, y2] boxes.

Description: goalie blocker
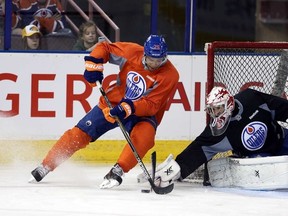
[[137, 154, 180, 187], [207, 155, 288, 190]]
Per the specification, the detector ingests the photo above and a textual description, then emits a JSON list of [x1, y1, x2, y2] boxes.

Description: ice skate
[[100, 163, 124, 189], [29, 164, 50, 183]]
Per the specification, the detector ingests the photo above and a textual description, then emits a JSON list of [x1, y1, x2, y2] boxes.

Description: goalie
[[139, 87, 288, 190]]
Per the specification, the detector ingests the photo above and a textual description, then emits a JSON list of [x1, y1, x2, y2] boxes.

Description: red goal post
[[205, 41, 288, 98]]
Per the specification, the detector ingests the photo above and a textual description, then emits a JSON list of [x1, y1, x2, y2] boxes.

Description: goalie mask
[[142, 35, 168, 71], [205, 87, 235, 136]]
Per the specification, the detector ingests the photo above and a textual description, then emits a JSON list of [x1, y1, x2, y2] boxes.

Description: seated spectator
[[0, 0, 4, 34], [22, 24, 42, 50], [73, 20, 99, 51], [13, 0, 67, 35], [0, 0, 22, 35]]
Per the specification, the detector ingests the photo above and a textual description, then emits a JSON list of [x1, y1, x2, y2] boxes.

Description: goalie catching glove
[[137, 154, 181, 187], [84, 56, 104, 87], [103, 98, 135, 123]]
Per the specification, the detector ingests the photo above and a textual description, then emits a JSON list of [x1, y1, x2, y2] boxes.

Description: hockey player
[[29, 35, 180, 189], [144, 86, 288, 188]]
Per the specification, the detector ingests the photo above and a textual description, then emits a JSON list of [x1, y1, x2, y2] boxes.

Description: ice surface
[[0, 162, 287, 216]]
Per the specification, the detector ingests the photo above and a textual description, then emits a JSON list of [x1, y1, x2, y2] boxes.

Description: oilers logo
[[241, 121, 267, 151], [125, 72, 146, 100]]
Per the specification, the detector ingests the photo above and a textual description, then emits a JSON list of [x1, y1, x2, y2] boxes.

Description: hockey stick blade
[[96, 81, 174, 195], [149, 178, 174, 194], [150, 151, 174, 194], [150, 152, 174, 195]]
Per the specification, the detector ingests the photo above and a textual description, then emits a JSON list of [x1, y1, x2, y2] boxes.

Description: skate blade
[[28, 175, 37, 183], [99, 179, 119, 189]]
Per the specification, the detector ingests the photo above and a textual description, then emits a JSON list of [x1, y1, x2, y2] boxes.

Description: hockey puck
[[141, 189, 150, 193]]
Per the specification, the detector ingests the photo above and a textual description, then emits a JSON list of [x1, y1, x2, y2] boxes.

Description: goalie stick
[[150, 151, 157, 192], [141, 151, 156, 193], [96, 81, 174, 195]]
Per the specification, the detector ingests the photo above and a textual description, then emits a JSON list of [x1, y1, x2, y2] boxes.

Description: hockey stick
[[96, 81, 174, 194], [150, 151, 157, 191]]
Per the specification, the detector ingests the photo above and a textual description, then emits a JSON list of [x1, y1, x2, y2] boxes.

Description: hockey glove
[[103, 98, 135, 123], [84, 56, 104, 87], [137, 154, 181, 187], [102, 107, 115, 123]]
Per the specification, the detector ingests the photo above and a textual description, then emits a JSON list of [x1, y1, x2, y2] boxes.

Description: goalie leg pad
[[208, 156, 288, 190]]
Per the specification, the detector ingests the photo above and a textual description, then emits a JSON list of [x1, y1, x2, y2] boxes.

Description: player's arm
[[176, 126, 232, 179], [89, 41, 139, 66], [83, 41, 116, 86], [138, 127, 230, 186]]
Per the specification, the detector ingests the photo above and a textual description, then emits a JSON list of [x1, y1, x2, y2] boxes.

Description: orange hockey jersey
[[90, 41, 179, 126]]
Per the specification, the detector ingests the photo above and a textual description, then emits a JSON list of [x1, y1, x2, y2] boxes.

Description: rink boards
[[0, 140, 190, 164]]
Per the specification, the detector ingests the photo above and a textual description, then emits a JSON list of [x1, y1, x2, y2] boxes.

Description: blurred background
[[1, 0, 288, 52]]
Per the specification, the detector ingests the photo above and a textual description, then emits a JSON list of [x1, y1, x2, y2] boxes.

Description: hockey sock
[[117, 121, 155, 172], [42, 127, 91, 170]]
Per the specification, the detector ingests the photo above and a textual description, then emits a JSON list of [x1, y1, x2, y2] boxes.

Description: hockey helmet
[[142, 35, 168, 70], [205, 86, 235, 136], [144, 35, 167, 58]]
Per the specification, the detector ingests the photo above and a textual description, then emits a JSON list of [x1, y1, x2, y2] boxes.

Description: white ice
[[0, 162, 287, 216]]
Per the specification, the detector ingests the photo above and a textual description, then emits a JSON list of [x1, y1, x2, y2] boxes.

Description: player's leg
[[30, 127, 91, 182], [30, 106, 117, 182], [208, 156, 288, 189], [29, 126, 91, 182], [42, 127, 91, 170], [118, 121, 155, 171], [100, 120, 156, 189]]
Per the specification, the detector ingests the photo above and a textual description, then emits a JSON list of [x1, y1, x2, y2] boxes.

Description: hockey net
[[187, 41, 288, 184]]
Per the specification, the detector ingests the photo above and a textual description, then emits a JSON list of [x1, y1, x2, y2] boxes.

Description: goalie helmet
[[205, 86, 235, 136]]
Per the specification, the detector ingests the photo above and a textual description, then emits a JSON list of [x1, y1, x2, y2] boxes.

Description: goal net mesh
[[186, 41, 288, 184]]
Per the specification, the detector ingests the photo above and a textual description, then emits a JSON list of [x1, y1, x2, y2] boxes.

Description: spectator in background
[[0, 0, 22, 35], [13, 0, 67, 35], [22, 24, 42, 50], [0, 0, 4, 34], [73, 20, 99, 51]]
